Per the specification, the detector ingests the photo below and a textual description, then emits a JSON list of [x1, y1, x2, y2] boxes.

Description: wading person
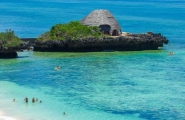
[[24, 97, 28, 103]]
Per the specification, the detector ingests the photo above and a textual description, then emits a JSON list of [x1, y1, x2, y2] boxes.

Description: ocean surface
[[0, 0, 185, 120]]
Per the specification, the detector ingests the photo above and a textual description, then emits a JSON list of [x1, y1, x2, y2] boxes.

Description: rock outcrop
[[0, 51, 18, 59], [33, 32, 168, 52]]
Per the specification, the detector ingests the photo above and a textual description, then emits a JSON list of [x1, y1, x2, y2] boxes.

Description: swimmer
[[13, 99, 15, 102], [63, 112, 66, 115], [40, 100, 42, 103], [54, 66, 60, 70], [168, 52, 174, 55]]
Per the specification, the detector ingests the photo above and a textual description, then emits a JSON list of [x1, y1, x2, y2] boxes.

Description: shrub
[[37, 21, 102, 41], [0, 29, 21, 50]]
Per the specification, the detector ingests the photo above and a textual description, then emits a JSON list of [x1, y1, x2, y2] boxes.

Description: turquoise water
[[1, 0, 185, 120], [1, 50, 185, 120]]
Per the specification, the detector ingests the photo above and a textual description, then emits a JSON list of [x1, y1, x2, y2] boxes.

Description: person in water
[[168, 52, 174, 55], [32, 97, 35, 103], [13, 99, 15, 102], [24, 97, 28, 103], [54, 66, 60, 70]]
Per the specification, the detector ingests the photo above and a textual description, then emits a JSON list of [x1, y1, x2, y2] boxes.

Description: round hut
[[80, 9, 122, 36]]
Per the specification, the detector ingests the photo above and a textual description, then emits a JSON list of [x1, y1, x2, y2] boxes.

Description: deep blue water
[[0, 0, 185, 120], [0, 0, 185, 43]]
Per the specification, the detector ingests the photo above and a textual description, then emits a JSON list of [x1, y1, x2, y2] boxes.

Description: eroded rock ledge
[[0, 51, 18, 59], [34, 32, 168, 52]]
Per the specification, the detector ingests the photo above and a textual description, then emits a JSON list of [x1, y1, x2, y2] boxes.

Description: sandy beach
[[0, 111, 17, 120]]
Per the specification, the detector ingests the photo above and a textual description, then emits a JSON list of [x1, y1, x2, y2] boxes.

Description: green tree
[[37, 21, 102, 41], [0, 29, 21, 50]]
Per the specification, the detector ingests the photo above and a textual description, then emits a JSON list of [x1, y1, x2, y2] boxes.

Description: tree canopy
[[0, 29, 21, 50], [37, 21, 102, 41]]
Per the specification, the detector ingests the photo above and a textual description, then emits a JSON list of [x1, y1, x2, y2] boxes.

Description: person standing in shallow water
[[24, 97, 28, 103], [32, 97, 35, 103]]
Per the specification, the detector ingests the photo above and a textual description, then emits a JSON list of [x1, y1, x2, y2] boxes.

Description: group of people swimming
[[24, 97, 42, 103], [12, 97, 42, 103]]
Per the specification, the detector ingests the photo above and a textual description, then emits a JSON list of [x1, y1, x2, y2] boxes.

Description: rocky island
[[0, 29, 20, 58], [0, 9, 169, 58], [34, 32, 168, 52], [33, 9, 168, 52]]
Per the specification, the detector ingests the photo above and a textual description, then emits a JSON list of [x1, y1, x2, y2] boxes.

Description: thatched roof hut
[[80, 9, 122, 36]]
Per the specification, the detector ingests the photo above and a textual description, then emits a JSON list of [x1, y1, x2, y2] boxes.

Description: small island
[[0, 29, 20, 58], [33, 9, 168, 52], [0, 9, 169, 58]]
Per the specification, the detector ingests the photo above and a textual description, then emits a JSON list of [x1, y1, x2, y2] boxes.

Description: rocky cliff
[[33, 32, 168, 52]]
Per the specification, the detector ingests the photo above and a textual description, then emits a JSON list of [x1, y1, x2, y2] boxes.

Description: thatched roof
[[80, 9, 122, 36]]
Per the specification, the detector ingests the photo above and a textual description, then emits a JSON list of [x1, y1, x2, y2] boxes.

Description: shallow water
[[1, 0, 185, 120], [1, 49, 185, 120]]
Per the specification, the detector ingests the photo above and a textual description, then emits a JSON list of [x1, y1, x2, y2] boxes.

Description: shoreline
[[0, 111, 17, 120], [0, 116, 17, 120]]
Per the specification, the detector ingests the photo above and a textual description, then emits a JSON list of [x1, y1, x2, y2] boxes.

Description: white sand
[[0, 111, 17, 120], [0, 116, 16, 120]]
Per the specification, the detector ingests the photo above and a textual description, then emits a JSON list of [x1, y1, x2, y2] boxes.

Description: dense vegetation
[[37, 21, 103, 41], [0, 29, 21, 50]]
